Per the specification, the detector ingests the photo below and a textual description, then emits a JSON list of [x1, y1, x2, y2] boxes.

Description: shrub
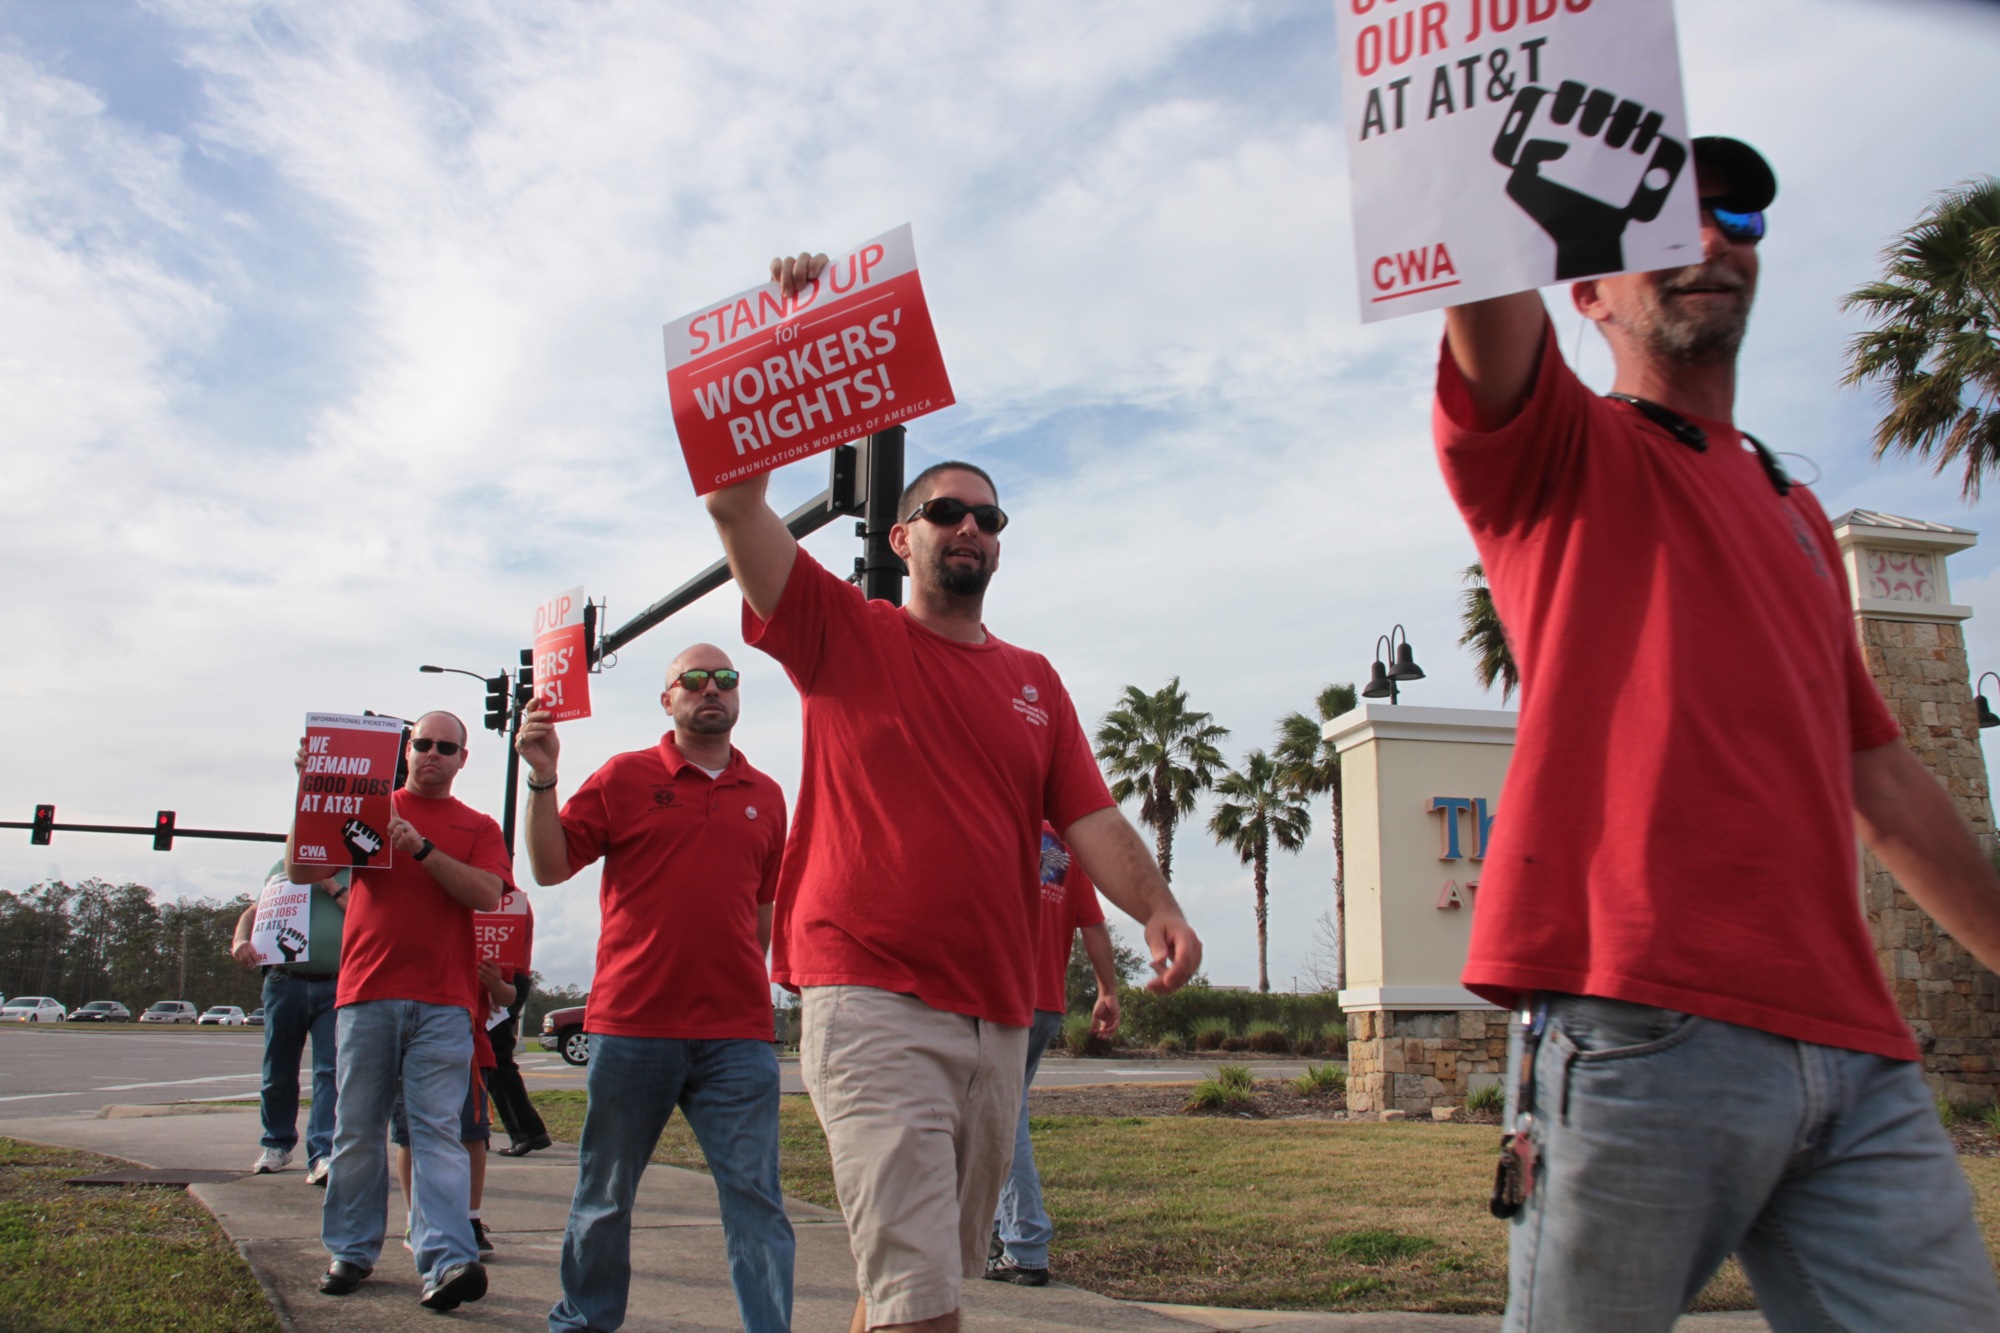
[[1465, 1083, 1505, 1113], [1184, 1077, 1253, 1113], [1984, 1103, 2000, 1135], [1219, 1035, 1251, 1052], [1156, 1032, 1187, 1055], [1938, 1095, 1962, 1131], [1294, 1063, 1347, 1097], [1246, 1020, 1292, 1055], [1063, 1012, 1114, 1058], [1118, 986, 1345, 1048], [1215, 1064, 1255, 1093], [1192, 1017, 1231, 1051]]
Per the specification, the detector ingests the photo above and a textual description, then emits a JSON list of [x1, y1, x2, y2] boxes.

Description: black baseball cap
[[1692, 136, 1777, 213]]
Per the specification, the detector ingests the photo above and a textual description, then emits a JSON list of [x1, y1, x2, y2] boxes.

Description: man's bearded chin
[[932, 550, 993, 597], [681, 702, 734, 735], [1635, 265, 1752, 363]]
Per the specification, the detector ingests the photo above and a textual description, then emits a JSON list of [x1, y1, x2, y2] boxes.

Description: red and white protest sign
[[474, 887, 532, 974], [532, 585, 591, 722], [293, 713, 404, 869], [1336, 0, 1699, 321], [663, 224, 955, 496]]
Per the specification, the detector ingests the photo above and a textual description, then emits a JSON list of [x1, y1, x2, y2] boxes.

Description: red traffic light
[[153, 810, 176, 852], [31, 804, 54, 846]]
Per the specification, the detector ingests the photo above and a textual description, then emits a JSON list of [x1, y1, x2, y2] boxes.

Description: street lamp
[[1978, 673, 2000, 730], [1360, 625, 1426, 705]]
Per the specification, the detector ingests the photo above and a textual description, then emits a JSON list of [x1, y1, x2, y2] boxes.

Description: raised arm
[[1442, 291, 1549, 430], [1853, 738, 2000, 973], [515, 707, 575, 886], [1061, 806, 1201, 992], [703, 471, 799, 622]]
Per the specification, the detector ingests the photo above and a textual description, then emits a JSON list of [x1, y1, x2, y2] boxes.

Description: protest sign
[[474, 887, 532, 974], [293, 712, 404, 869], [532, 585, 591, 722], [663, 224, 956, 495], [249, 871, 312, 967], [1336, 0, 1700, 321]]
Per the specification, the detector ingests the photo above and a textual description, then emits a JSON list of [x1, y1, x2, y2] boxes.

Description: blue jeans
[[550, 1035, 793, 1333], [260, 969, 338, 1163], [994, 1008, 1066, 1267], [321, 1000, 477, 1286], [1506, 993, 2000, 1332]]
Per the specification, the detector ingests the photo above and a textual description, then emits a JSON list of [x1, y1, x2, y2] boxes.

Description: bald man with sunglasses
[[1436, 131, 2000, 1327], [517, 643, 794, 1333], [705, 251, 1201, 1333]]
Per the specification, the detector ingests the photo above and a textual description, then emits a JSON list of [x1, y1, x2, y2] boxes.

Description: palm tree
[[1094, 678, 1230, 885], [1273, 683, 1358, 992], [1208, 749, 1313, 993], [1840, 176, 2000, 498], [1458, 563, 1519, 703]]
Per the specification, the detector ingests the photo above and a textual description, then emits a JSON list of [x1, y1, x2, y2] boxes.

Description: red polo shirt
[[745, 550, 1115, 1027], [1035, 826, 1104, 1014], [558, 733, 785, 1041], [338, 789, 515, 1011]]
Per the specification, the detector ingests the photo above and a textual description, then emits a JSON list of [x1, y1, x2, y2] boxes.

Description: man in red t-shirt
[[517, 642, 793, 1333], [706, 248, 1201, 1333], [985, 825, 1119, 1287], [286, 710, 510, 1313], [1436, 130, 2000, 1326]]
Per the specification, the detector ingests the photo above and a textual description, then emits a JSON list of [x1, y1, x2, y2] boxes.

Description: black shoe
[[472, 1218, 495, 1259], [420, 1260, 488, 1311], [497, 1133, 552, 1157], [988, 1225, 1004, 1263], [984, 1255, 1049, 1287], [319, 1260, 371, 1296]]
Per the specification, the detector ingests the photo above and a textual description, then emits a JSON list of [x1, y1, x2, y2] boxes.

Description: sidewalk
[[5, 1106, 1768, 1332]]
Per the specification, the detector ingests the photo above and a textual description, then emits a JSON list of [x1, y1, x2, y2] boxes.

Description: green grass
[[0, 1138, 281, 1333], [1294, 1063, 1347, 1096], [1465, 1084, 1505, 1113]]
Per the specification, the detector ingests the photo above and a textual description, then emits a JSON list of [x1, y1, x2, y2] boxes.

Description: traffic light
[[153, 810, 176, 851], [31, 804, 54, 845], [484, 674, 510, 733], [583, 600, 598, 667]]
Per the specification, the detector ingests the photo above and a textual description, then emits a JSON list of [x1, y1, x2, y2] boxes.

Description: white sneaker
[[305, 1157, 330, 1186], [253, 1147, 293, 1174]]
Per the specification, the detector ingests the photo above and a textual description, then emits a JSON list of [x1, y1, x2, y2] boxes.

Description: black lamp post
[[1978, 673, 2000, 730], [420, 662, 526, 855], [1360, 624, 1426, 705]]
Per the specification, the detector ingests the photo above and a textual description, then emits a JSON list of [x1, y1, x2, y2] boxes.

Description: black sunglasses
[[673, 669, 741, 692], [903, 496, 1008, 534], [1703, 201, 1765, 245], [410, 738, 462, 756]]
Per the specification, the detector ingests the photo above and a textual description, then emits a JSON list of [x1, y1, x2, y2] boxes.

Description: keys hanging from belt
[[1490, 998, 1547, 1220]]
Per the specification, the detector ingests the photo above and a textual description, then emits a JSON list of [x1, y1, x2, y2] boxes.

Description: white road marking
[[95, 1074, 261, 1091], [0, 1091, 82, 1103]]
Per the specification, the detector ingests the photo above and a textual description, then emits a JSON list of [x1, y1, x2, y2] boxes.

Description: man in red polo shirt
[[517, 642, 793, 1333], [707, 249, 1201, 1333], [287, 710, 510, 1313]]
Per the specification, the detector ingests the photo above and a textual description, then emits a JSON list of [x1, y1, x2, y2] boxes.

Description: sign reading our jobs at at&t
[[293, 712, 404, 870], [662, 224, 956, 497], [249, 872, 312, 967], [533, 585, 591, 723], [1337, 0, 1701, 322]]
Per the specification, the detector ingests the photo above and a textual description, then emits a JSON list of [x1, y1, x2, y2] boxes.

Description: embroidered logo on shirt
[[745, 805, 759, 820], [651, 786, 676, 807], [1021, 684, 1039, 703], [1787, 513, 1832, 582], [1013, 693, 1050, 726]]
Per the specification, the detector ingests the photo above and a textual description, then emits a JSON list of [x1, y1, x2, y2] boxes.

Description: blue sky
[[5, 0, 1999, 992]]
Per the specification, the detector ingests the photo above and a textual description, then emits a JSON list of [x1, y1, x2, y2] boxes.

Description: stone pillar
[[1832, 510, 2000, 1104], [1325, 705, 1516, 1116]]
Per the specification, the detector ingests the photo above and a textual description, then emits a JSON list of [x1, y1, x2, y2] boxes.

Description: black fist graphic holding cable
[[1493, 80, 1687, 281]]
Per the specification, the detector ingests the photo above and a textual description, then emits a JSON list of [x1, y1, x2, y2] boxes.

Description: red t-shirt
[[338, 789, 516, 1012], [1433, 318, 1913, 1061], [745, 551, 1115, 1026], [1035, 826, 1105, 1014], [558, 734, 786, 1041]]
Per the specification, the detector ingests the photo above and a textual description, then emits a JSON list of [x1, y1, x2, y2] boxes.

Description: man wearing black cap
[[1434, 125, 2000, 1328]]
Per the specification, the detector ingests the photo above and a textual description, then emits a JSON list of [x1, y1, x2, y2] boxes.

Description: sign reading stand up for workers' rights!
[[1337, 0, 1701, 322], [663, 224, 955, 496]]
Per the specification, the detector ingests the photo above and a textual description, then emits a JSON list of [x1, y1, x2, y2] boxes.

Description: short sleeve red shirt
[[1433, 319, 1913, 1061], [745, 550, 1115, 1027], [1035, 825, 1105, 1014], [557, 734, 785, 1041], [338, 789, 516, 1012]]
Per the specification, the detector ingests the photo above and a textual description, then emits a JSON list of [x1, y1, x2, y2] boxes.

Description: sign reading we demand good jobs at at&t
[[532, 586, 591, 723], [1336, 0, 1701, 321], [663, 224, 956, 496], [293, 713, 404, 870]]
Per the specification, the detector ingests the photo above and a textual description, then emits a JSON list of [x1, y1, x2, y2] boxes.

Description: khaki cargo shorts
[[800, 985, 1028, 1327]]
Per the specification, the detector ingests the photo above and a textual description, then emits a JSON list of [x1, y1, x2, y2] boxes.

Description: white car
[[198, 1006, 248, 1027], [2, 996, 67, 1023]]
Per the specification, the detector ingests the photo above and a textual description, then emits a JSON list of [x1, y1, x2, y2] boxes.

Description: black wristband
[[413, 838, 434, 863], [526, 773, 558, 793]]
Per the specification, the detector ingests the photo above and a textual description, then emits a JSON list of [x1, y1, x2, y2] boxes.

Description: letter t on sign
[[1429, 796, 1473, 860]]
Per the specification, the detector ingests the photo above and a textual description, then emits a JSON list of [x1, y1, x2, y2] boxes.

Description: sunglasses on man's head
[[903, 496, 1009, 534], [410, 738, 461, 756], [673, 668, 741, 692], [1703, 201, 1766, 245]]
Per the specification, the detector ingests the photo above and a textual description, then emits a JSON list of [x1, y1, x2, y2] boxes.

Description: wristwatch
[[413, 838, 435, 863]]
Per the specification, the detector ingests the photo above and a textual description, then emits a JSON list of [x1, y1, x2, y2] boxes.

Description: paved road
[[0, 1026, 1321, 1122]]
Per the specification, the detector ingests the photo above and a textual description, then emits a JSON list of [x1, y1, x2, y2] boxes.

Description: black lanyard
[[1606, 393, 1792, 498]]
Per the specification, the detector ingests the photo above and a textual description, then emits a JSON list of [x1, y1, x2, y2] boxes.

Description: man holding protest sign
[[705, 250, 1202, 1333], [287, 710, 512, 1313], [517, 643, 794, 1333], [1430, 127, 2000, 1326]]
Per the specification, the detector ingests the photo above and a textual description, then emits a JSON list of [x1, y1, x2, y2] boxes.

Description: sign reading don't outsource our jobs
[[293, 712, 405, 870], [663, 224, 956, 496], [249, 869, 312, 967], [1336, 0, 1701, 321]]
